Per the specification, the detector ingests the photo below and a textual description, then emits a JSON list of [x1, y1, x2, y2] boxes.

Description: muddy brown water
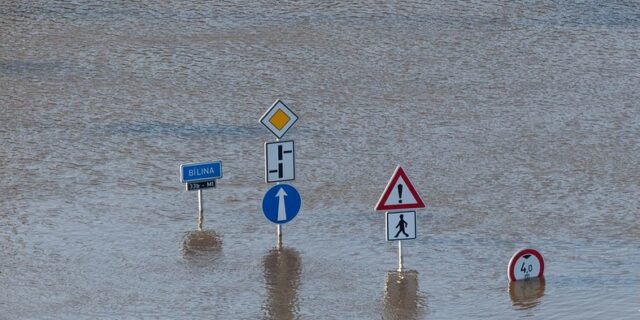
[[0, 1, 638, 319]]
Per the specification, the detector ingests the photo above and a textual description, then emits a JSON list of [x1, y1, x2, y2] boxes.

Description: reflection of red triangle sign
[[375, 166, 426, 211]]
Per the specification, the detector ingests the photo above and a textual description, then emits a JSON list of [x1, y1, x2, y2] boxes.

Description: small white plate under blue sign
[[262, 184, 301, 224]]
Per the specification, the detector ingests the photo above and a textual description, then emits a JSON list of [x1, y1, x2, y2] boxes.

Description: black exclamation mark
[[397, 184, 403, 203]]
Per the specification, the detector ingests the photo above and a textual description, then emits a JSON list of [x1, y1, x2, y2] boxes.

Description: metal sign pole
[[275, 136, 282, 249], [398, 240, 404, 272], [197, 189, 204, 231], [261, 100, 298, 250], [277, 224, 282, 249]]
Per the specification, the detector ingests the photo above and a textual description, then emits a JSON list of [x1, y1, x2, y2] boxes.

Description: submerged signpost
[[260, 99, 301, 248], [180, 161, 222, 231], [508, 248, 545, 282], [375, 166, 426, 272]]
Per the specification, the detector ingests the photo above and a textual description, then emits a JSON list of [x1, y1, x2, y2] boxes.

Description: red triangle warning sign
[[375, 166, 426, 211]]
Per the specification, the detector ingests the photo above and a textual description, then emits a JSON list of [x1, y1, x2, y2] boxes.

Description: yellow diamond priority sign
[[269, 109, 290, 130], [260, 99, 298, 139]]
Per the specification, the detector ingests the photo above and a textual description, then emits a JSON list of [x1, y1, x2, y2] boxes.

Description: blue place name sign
[[180, 161, 223, 183]]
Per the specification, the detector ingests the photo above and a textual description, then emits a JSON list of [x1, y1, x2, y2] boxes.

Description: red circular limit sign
[[508, 248, 545, 282]]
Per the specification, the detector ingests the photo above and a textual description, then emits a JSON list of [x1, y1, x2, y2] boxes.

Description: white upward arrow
[[276, 187, 288, 221]]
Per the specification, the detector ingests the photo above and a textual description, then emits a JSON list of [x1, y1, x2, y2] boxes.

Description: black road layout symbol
[[268, 144, 293, 179]]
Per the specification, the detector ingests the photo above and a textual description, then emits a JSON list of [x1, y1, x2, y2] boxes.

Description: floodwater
[[0, 1, 638, 319]]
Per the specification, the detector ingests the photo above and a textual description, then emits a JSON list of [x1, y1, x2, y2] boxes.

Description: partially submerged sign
[[508, 248, 545, 281], [376, 166, 427, 272], [260, 99, 301, 247], [179, 161, 222, 231], [375, 166, 425, 211], [260, 99, 298, 139]]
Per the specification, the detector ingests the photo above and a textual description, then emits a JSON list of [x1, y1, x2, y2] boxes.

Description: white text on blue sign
[[180, 161, 223, 183]]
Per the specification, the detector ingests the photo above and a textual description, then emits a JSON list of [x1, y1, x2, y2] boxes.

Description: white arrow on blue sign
[[262, 184, 301, 224], [180, 161, 222, 183]]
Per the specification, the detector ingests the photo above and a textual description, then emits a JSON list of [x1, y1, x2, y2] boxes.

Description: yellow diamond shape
[[269, 109, 290, 130]]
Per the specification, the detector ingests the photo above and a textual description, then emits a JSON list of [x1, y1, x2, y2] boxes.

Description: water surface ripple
[[0, 1, 638, 319]]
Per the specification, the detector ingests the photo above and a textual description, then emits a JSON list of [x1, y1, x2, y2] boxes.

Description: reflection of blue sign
[[262, 184, 301, 224], [180, 161, 222, 183]]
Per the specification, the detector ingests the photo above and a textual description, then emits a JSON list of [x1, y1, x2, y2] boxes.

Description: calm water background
[[1, 1, 639, 319]]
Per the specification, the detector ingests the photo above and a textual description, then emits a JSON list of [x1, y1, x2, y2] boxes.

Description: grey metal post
[[277, 224, 282, 249], [275, 137, 282, 249], [398, 240, 404, 272], [197, 189, 203, 231], [276, 178, 280, 247]]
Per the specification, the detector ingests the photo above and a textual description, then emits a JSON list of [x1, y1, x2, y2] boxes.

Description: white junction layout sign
[[264, 140, 295, 183]]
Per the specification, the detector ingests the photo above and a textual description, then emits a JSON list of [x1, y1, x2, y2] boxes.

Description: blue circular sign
[[262, 184, 301, 224]]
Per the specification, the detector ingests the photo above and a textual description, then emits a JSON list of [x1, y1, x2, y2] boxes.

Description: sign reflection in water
[[181, 230, 222, 255], [508, 277, 546, 310], [262, 247, 301, 320], [383, 270, 425, 320]]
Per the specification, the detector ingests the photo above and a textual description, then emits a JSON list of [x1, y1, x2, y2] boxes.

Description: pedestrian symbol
[[386, 211, 416, 241], [262, 184, 301, 224], [395, 214, 409, 238]]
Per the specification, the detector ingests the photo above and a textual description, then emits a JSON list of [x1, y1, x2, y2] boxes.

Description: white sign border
[[264, 140, 296, 183], [385, 211, 417, 241]]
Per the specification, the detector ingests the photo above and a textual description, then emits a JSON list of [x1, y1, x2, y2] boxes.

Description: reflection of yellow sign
[[260, 99, 299, 139], [269, 109, 290, 130]]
